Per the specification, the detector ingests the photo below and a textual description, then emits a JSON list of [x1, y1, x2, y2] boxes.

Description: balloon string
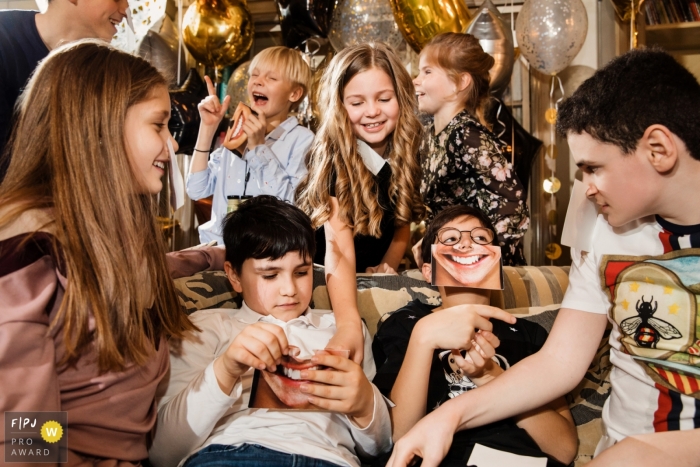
[[177, 0, 183, 86], [555, 75, 565, 110]]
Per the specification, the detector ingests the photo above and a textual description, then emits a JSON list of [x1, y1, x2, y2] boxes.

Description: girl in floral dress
[[413, 33, 529, 266]]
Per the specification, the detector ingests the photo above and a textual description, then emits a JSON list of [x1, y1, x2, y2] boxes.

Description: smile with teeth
[[363, 122, 384, 128], [153, 161, 166, 170], [252, 92, 268, 104], [445, 254, 484, 266], [278, 365, 321, 381]]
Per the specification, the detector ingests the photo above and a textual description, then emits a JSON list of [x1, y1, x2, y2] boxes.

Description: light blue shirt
[[187, 117, 314, 244]]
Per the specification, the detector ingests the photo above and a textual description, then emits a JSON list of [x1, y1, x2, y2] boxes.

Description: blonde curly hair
[[296, 42, 425, 237]]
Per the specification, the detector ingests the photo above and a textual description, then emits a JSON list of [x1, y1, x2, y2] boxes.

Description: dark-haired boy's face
[[225, 252, 313, 321], [570, 131, 660, 227]]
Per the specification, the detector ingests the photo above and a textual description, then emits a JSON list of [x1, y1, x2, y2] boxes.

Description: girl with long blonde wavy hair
[[296, 42, 424, 362], [0, 40, 197, 463]]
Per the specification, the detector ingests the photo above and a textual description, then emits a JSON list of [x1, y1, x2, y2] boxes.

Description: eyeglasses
[[436, 227, 495, 246]]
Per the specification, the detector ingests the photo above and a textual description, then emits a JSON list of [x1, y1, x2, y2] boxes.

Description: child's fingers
[[309, 353, 352, 372], [220, 95, 231, 116], [204, 75, 217, 97], [476, 306, 517, 325], [473, 333, 497, 359], [477, 330, 501, 350], [450, 350, 474, 374]]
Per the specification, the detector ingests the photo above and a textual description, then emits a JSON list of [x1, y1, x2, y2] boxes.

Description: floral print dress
[[420, 110, 530, 266]]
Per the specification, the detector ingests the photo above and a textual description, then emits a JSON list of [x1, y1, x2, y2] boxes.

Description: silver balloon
[[226, 60, 251, 113], [137, 16, 187, 86], [515, 0, 588, 76], [328, 0, 406, 52], [465, 0, 514, 97]]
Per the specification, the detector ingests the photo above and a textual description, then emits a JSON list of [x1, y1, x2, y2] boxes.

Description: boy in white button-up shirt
[[150, 196, 391, 467], [187, 47, 314, 245]]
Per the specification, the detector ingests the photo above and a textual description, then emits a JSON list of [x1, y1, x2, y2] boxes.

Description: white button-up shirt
[[149, 302, 390, 467], [186, 117, 314, 245]]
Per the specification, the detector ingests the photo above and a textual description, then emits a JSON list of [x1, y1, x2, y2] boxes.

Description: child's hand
[[198, 75, 230, 129], [449, 330, 502, 381], [213, 322, 288, 394], [327, 323, 364, 364], [242, 110, 267, 149], [365, 263, 398, 274], [414, 304, 515, 351], [300, 352, 375, 428]]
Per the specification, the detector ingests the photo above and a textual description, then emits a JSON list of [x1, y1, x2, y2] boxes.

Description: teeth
[[448, 255, 481, 265], [231, 116, 244, 139], [153, 161, 166, 170], [281, 366, 320, 380], [364, 122, 382, 128]]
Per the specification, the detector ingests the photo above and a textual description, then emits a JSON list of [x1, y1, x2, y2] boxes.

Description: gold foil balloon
[[515, 0, 588, 75], [545, 243, 562, 260], [182, 0, 253, 70], [543, 176, 561, 194], [465, 0, 514, 97], [546, 144, 558, 160], [389, 0, 472, 53], [547, 209, 558, 225], [329, 0, 406, 52], [226, 60, 251, 113]]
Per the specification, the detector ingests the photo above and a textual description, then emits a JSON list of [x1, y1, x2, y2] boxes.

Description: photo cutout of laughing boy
[[249, 346, 349, 411], [430, 224, 504, 291]]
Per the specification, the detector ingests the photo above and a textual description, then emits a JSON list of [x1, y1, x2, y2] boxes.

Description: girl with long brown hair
[[412, 33, 530, 266], [0, 40, 196, 463], [296, 42, 424, 361]]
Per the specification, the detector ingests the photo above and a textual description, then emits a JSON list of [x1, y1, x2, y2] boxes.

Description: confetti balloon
[[515, 0, 588, 75], [389, 0, 471, 53], [182, 0, 253, 70], [329, 0, 406, 52], [465, 0, 514, 97]]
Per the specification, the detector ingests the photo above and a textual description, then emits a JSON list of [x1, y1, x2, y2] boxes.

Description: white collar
[[357, 139, 387, 176], [236, 301, 332, 330]]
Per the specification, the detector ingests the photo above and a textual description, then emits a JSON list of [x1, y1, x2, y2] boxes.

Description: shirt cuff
[[345, 384, 387, 431], [203, 361, 243, 402]]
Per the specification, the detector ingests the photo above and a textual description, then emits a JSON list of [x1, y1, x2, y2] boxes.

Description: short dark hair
[[557, 47, 700, 161], [422, 206, 497, 266], [222, 195, 316, 273]]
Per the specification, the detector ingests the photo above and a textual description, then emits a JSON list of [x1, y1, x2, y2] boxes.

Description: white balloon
[[515, 0, 588, 75]]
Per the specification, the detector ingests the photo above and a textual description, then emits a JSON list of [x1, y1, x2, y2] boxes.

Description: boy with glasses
[[372, 205, 577, 466]]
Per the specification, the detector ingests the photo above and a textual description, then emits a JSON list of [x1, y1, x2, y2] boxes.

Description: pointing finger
[[204, 75, 217, 97]]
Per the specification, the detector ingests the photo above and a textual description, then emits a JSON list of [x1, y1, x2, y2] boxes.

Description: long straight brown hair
[[0, 40, 195, 373], [296, 42, 425, 237]]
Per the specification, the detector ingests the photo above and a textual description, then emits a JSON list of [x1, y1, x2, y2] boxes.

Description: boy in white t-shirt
[[386, 48, 700, 467], [150, 196, 391, 467]]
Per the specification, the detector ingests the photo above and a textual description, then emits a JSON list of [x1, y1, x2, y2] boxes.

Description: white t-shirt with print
[[561, 214, 700, 454]]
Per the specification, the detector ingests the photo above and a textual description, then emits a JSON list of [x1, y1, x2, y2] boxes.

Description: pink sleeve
[[166, 246, 226, 279], [0, 255, 62, 457]]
